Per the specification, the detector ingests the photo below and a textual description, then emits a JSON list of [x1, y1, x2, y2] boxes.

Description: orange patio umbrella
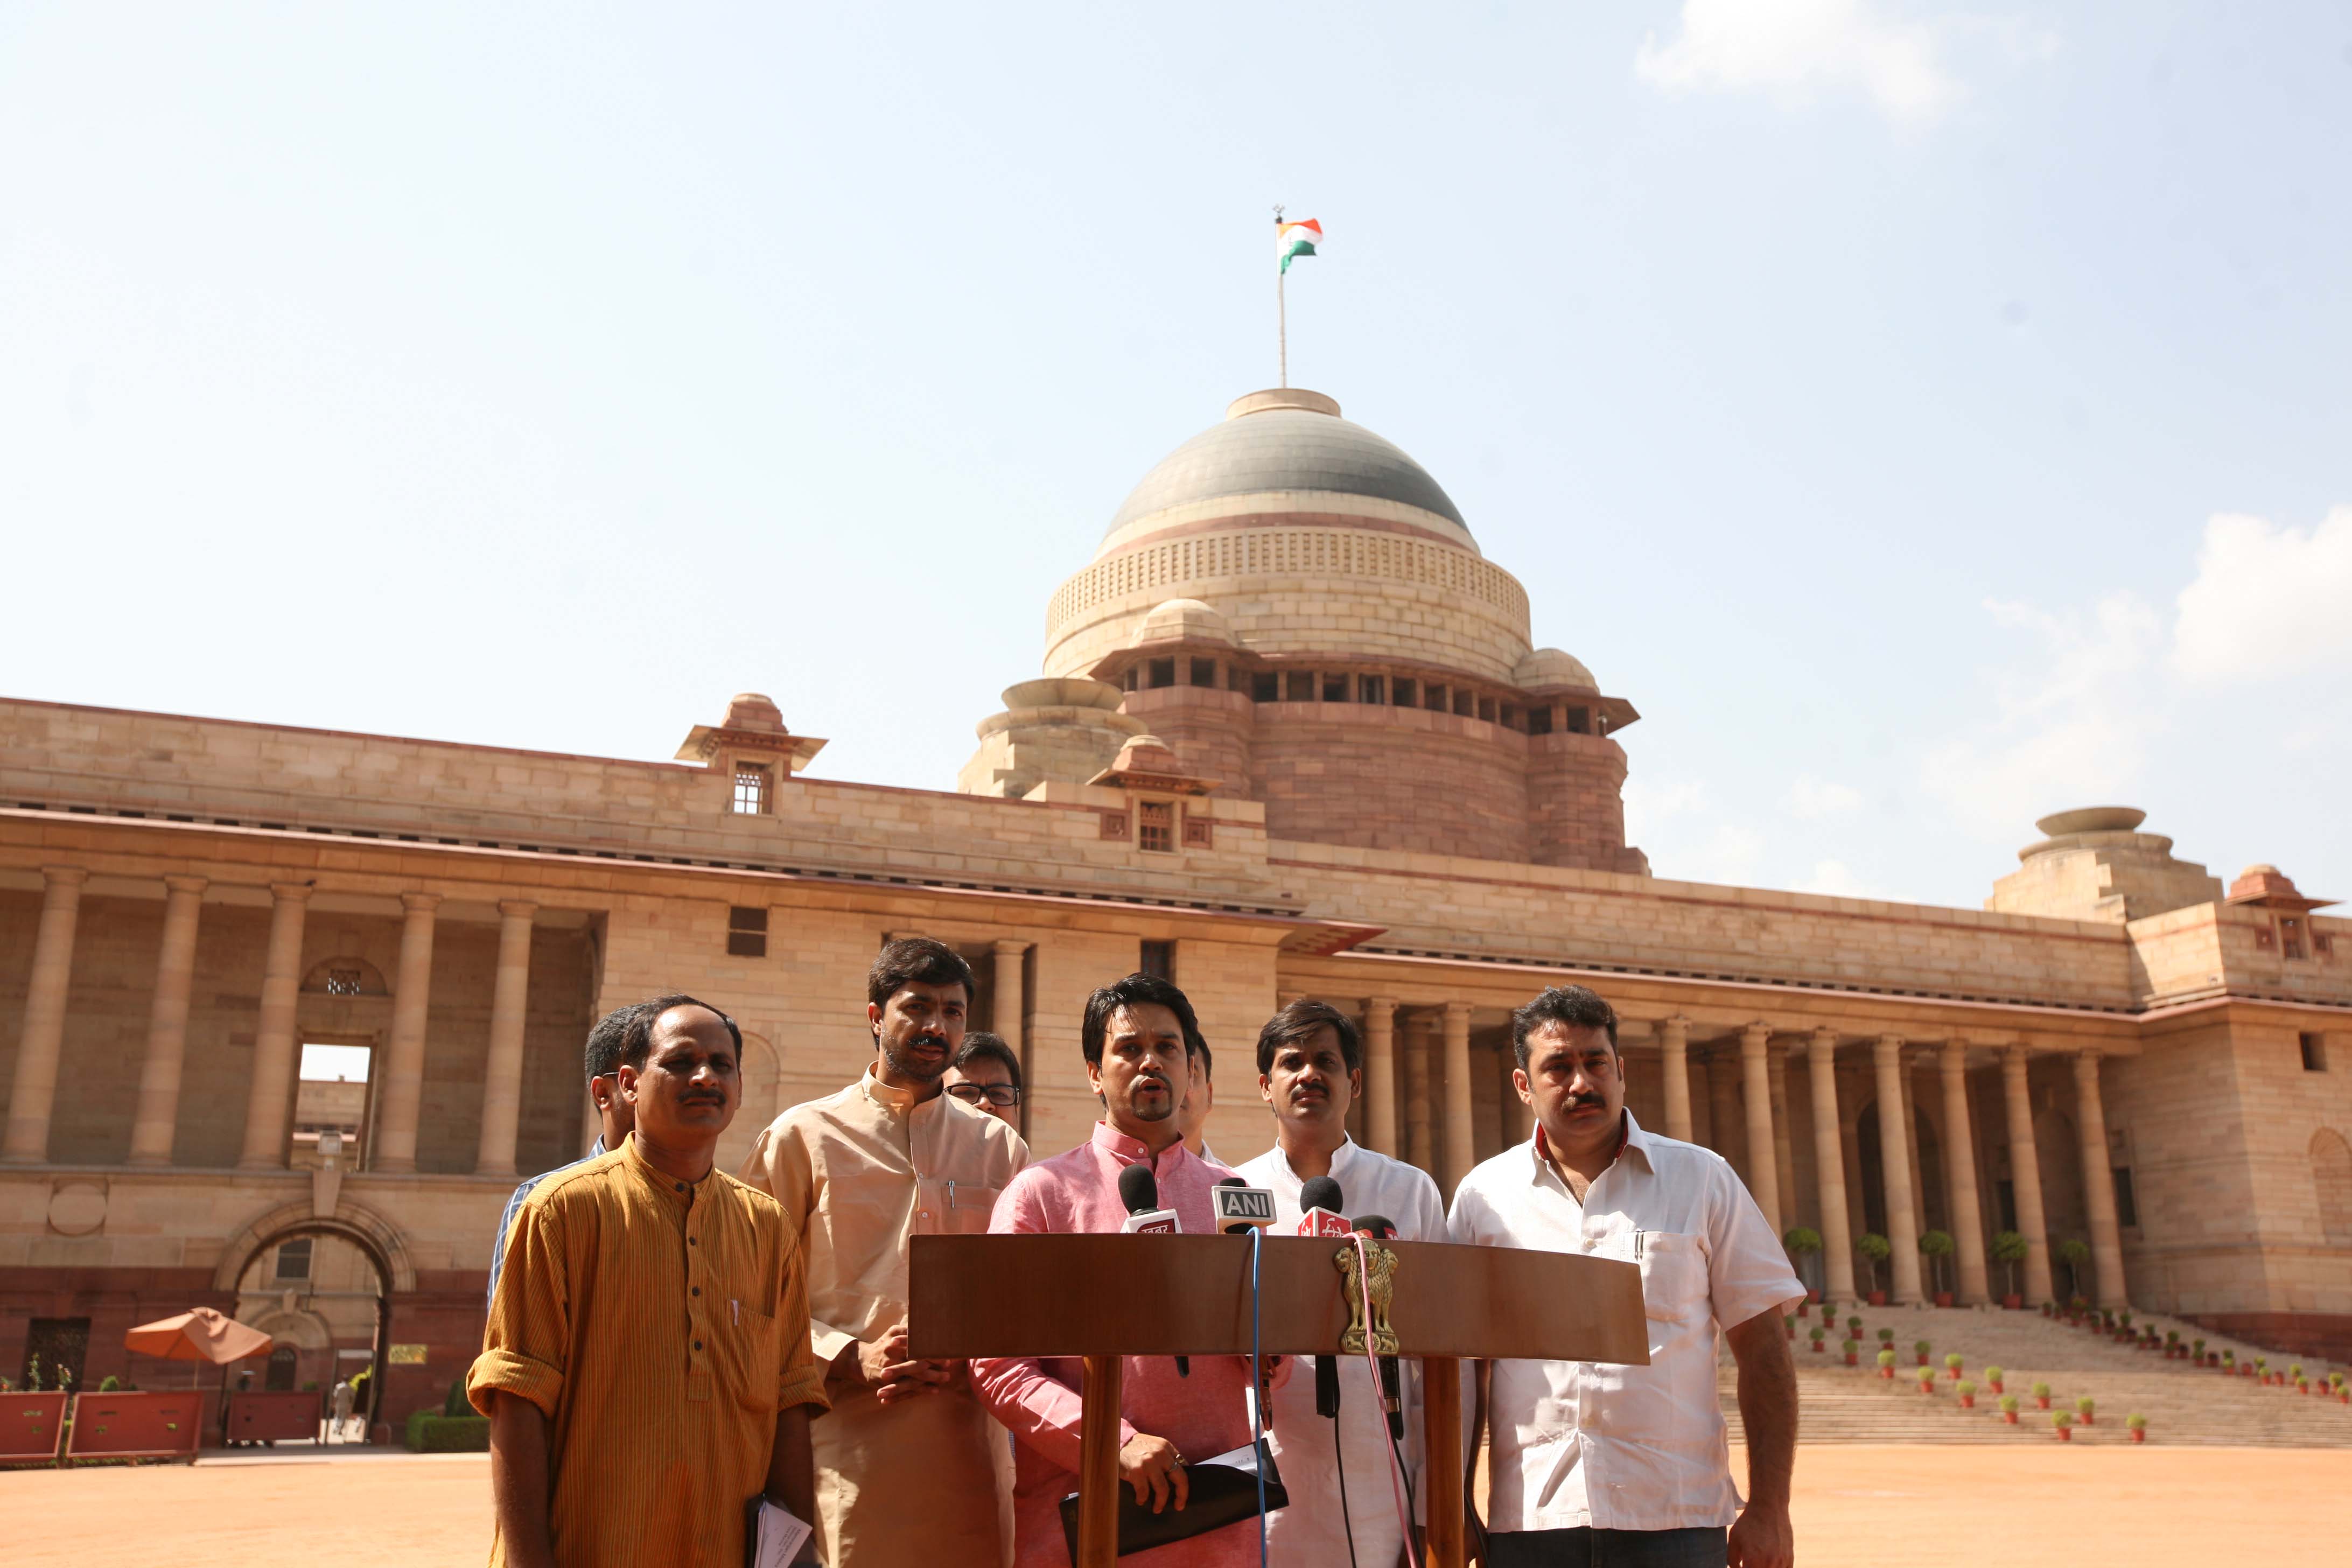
[[125, 1306, 274, 1395]]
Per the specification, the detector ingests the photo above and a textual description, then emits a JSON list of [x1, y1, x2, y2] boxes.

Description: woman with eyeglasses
[[943, 1032, 1025, 1129]]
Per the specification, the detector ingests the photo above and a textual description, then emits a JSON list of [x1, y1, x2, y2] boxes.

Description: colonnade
[[1333, 993, 2132, 1308], [2, 865, 545, 1175]]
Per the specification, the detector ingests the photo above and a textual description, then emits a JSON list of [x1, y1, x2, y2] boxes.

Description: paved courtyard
[[4, 1443, 2348, 1566]]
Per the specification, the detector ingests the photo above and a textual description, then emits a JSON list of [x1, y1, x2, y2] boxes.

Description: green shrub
[[1846, 1316, 1863, 1335], [1985, 1364, 2005, 1383], [1998, 1394, 2020, 1413], [405, 1409, 492, 1453], [1957, 1380, 1977, 1397], [97, 1375, 121, 1392], [2032, 1381, 2053, 1398], [1783, 1226, 1823, 1256], [2053, 1410, 2073, 1429], [1946, 1353, 1964, 1371], [1877, 1349, 1898, 1368], [1877, 1327, 1895, 1343], [2076, 1396, 2095, 1415], [443, 1369, 474, 1419], [2126, 1413, 2147, 1432], [1915, 1366, 1935, 1385], [1809, 1326, 1826, 1342], [1913, 1339, 1931, 1355]]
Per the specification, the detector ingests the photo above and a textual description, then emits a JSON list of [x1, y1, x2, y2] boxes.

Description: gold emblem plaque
[[1335, 1238, 1401, 1356]]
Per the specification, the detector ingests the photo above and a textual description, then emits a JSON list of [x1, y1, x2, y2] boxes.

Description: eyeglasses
[[947, 1083, 1024, 1109]]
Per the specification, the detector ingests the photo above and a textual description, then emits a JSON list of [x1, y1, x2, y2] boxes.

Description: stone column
[[474, 900, 538, 1177], [238, 883, 314, 1168], [2, 867, 89, 1164], [126, 875, 208, 1166], [991, 939, 1027, 1063], [1404, 1013, 1434, 1176], [1900, 1055, 1929, 1240], [2001, 1045, 2055, 1303], [1739, 1021, 1781, 1230], [1707, 1052, 1745, 1174], [1441, 1002, 1475, 1194], [1938, 1042, 1990, 1304], [373, 892, 442, 1173], [1873, 1035, 1922, 1303], [1807, 1028, 1855, 1300], [1362, 997, 1398, 1156], [2073, 1049, 2127, 1307], [1657, 1014, 1693, 1142], [1768, 1043, 1798, 1226]]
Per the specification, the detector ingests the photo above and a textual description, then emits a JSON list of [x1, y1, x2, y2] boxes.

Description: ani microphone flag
[[1276, 217, 1322, 272]]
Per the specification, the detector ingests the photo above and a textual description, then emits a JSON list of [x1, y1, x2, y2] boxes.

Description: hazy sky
[[5, 3, 2347, 912]]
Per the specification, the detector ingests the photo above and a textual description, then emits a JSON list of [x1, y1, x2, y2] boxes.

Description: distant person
[[472, 995, 825, 1568], [1235, 999, 1446, 1566], [1450, 985, 1801, 1568], [972, 974, 1282, 1567], [330, 1376, 355, 1443], [943, 1030, 1025, 1130], [741, 939, 1030, 1567], [486, 1002, 642, 1308]]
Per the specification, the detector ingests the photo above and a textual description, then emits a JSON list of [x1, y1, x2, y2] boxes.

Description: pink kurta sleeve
[[969, 1166, 1138, 1475]]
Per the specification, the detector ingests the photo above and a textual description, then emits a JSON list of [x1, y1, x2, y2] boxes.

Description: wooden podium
[[911, 1233, 1648, 1568]]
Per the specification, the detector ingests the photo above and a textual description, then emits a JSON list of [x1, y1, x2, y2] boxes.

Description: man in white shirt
[[1236, 1000, 1446, 1568], [1450, 986, 1800, 1568]]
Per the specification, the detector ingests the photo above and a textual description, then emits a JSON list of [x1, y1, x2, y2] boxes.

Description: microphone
[[1118, 1163, 1186, 1376], [1213, 1174, 1278, 1234], [1116, 1163, 1180, 1235], [1293, 1174, 1353, 1238], [1349, 1215, 1404, 1440], [1291, 1177, 1349, 1419]]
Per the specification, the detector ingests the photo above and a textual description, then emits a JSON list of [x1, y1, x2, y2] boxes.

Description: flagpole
[[1273, 204, 1287, 388]]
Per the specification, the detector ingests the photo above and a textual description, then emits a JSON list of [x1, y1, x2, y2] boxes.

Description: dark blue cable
[[1251, 1223, 1268, 1568]]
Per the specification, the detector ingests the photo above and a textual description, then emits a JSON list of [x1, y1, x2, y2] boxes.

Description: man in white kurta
[[1235, 1000, 1446, 1568], [741, 938, 1030, 1568]]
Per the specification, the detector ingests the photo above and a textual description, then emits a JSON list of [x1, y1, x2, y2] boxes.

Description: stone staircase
[[1718, 1304, 2352, 1447]]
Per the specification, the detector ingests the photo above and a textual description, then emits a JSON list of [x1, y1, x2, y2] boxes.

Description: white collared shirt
[[1447, 1110, 1802, 1534], [1236, 1138, 1448, 1565]]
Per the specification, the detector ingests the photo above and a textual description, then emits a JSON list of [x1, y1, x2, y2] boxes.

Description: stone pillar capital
[[1938, 1039, 1971, 1072], [992, 937, 1029, 957], [1363, 995, 1397, 1013], [401, 891, 444, 914], [1873, 1033, 1906, 1062], [40, 865, 89, 887], [1443, 999, 1474, 1021], [498, 899, 540, 920], [1808, 1025, 1838, 1055], [268, 881, 316, 903], [162, 874, 209, 896], [2074, 1046, 2106, 1068], [2003, 1041, 2034, 1065], [1741, 1020, 1772, 1048]]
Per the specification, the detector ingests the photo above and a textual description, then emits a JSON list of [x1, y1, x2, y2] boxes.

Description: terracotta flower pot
[[1960, 1395, 1976, 1409], [2080, 1413, 2094, 1425], [1988, 1381, 2004, 1395], [1810, 1340, 1824, 1352], [2035, 1396, 2052, 1410], [1947, 1368, 1962, 1380], [1868, 1291, 1887, 1306], [1845, 1353, 1859, 1367], [2055, 1426, 2071, 1441], [1917, 1353, 1930, 1367], [1879, 1367, 1894, 1380], [2007, 1295, 2025, 1311], [2003, 1411, 2019, 1425], [2129, 1428, 2145, 1443]]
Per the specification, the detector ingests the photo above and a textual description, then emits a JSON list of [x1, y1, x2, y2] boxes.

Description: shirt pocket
[[921, 1175, 1003, 1237], [1635, 1230, 1712, 1326], [721, 1301, 783, 1416]]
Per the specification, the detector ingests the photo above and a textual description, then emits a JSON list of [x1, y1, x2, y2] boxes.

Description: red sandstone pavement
[[4, 1444, 2348, 1565]]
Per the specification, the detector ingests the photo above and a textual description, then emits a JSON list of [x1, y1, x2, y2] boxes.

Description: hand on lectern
[[1117, 1432, 1191, 1514]]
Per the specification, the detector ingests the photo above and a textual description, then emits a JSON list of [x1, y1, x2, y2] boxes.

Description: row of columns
[[3, 866, 545, 1178], [1327, 990, 2129, 1310], [1648, 1016, 2124, 1307]]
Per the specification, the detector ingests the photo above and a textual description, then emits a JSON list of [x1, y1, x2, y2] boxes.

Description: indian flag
[[1276, 218, 1322, 273]]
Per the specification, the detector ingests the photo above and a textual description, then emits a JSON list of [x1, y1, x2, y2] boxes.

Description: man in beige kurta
[[742, 937, 1029, 1567]]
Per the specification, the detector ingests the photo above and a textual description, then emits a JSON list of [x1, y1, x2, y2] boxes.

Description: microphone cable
[[1333, 1394, 1360, 1568], [1348, 1235, 1423, 1568], [1249, 1223, 1269, 1568]]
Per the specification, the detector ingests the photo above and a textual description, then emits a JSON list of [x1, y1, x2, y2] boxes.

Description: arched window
[[302, 956, 389, 996], [2313, 1129, 2352, 1246]]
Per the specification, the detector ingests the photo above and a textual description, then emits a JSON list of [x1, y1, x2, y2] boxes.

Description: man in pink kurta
[[972, 974, 1281, 1568]]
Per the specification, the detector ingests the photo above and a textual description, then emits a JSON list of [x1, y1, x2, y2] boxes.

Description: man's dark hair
[[583, 1003, 646, 1084], [869, 936, 975, 1009], [952, 1031, 1022, 1088], [1081, 973, 1206, 1068], [1510, 985, 1619, 1071], [619, 992, 744, 1070], [1255, 998, 1363, 1077]]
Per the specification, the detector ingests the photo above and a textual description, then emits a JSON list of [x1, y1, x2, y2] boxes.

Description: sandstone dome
[[1100, 388, 1469, 557], [1515, 648, 1598, 692], [1132, 598, 1235, 646]]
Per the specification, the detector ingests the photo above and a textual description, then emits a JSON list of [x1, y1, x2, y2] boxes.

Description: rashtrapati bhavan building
[[5, 385, 2349, 1423]]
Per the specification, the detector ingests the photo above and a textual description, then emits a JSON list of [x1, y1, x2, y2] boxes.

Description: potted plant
[[2053, 1410, 2074, 1441], [1946, 1352, 1965, 1381], [1877, 1348, 1898, 1381], [1846, 1314, 1865, 1340], [1783, 1313, 1797, 1342], [1999, 1393, 2021, 1425], [1857, 1233, 1892, 1305], [2221, 1349, 2236, 1374], [1878, 1327, 1896, 1348], [2126, 1412, 2147, 1443], [2288, 1362, 2304, 1392], [1916, 1366, 1936, 1395], [1919, 1229, 1957, 1306], [2032, 1381, 2053, 1411], [1784, 1227, 1823, 1306], [1843, 1338, 1861, 1367], [1991, 1230, 2027, 1308], [1985, 1364, 2006, 1395], [1809, 1326, 1827, 1354], [2254, 1356, 2268, 1384], [2055, 1238, 2092, 1303], [1957, 1378, 1978, 1409], [2192, 1338, 2206, 1364], [2076, 1396, 2095, 1426], [2165, 1330, 2180, 1359], [1914, 1338, 1933, 1368]]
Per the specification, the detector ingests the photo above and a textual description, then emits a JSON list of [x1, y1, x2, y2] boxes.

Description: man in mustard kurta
[[743, 937, 1030, 1567], [472, 994, 828, 1568]]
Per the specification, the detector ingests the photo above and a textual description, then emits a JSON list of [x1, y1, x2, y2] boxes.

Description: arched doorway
[[227, 1221, 395, 1441]]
